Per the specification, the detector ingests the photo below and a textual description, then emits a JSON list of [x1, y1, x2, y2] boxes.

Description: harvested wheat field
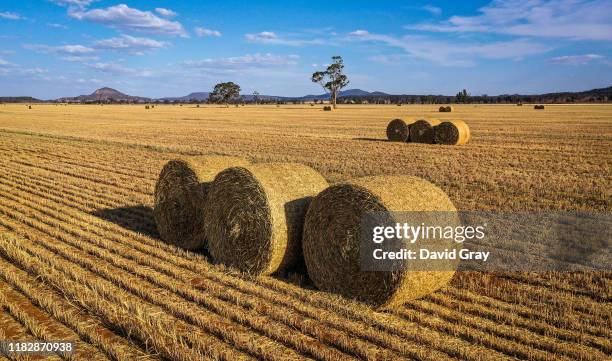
[[0, 103, 610, 361]]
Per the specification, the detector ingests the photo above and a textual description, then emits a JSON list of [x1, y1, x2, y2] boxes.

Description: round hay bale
[[386, 118, 410, 142], [439, 106, 447, 112], [445, 106, 453, 112], [204, 163, 328, 275], [434, 119, 471, 145], [153, 155, 249, 250], [323, 106, 332, 111], [409, 119, 441, 143], [534, 105, 545, 110], [303, 175, 459, 309]]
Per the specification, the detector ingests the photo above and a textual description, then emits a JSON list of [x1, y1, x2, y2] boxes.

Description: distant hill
[[0, 96, 42, 103], [159, 91, 281, 102], [57, 87, 150, 103], [158, 92, 210, 102], [292, 89, 388, 101]]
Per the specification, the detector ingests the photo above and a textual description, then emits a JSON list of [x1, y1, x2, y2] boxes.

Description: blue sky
[[1, 0, 611, 99]]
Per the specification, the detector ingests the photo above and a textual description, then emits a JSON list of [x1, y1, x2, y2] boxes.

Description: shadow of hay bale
[[92, 205, 318, 291], [275, 197, 315, 286], [91, 205, 159, 239], [352, 137, 390, 143]]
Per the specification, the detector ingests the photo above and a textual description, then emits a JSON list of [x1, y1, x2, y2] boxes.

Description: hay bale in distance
[[323, 106, 332, 111], [303, 175, 459, 309], [409, 119, 441, 143], [534, 105, 545, 110], [434, 119, 471, 145], [386, 118, 410, 142], [153, 155, 249, 251], [439, 106, 452, 112], [204, 163, 328, 275]]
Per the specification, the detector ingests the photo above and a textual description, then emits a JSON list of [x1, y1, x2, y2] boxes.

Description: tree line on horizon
[[2, 55, 610, 104]]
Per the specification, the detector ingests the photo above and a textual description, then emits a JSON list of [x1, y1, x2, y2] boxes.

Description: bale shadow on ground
[[91, 205, 160, 239], [92, 204, 315, 289], [352, 137, 389, 142]]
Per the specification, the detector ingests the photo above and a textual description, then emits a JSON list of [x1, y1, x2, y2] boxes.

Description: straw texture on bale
[[154, 155, 249, 250], [434, 119, 471, 145], [303, 175, 459, 309], [409, 119, 441, 143], [204, 163, 328, 275], [386, 118, 410, 142]]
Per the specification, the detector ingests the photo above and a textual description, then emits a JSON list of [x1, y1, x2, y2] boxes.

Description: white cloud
[[61, 55, 99, 62], [407, 0, 612, 41], [348, 30, 370, 37], [0, 12, 23, 20], [47, 22, 68, 29], [20, 67, 47, 75], [155, 8, 176, 17], [0, 66, 47, 77], [69, 4, 188, 37], [422, 5, 442, 16], [94, 35, 168, 54], [183, 53, 299, 73], [549, 54, 605, 65], [195, 27, 221, 37], [87, 61, 152, 76], [87, 62, 128, 73], [50, 0, 97, 9], [348, 29, 551, 66], [0, 57, 10, 66], [368, 54, 409, 64], [24, 44, 96, 55], [248, 31, 277, 40], [245, 31, 325, 46], [76, 77, 103, 84]]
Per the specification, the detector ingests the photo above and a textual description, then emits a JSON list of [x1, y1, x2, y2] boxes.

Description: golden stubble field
[[0, 103, 610, 360]]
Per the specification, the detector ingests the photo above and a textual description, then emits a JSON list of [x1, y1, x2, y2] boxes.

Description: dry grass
[[0, 103, 610, 360]]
